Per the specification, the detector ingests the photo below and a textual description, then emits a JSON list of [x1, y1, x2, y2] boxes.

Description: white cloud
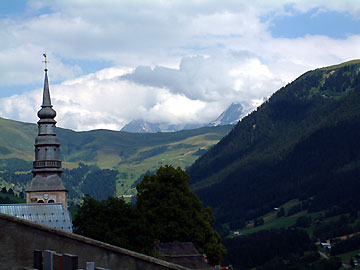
[[0, 91, 40, 124], [0, 54, 285, 131], [2, 0, 359, 87], [286, 0, 360, 17]]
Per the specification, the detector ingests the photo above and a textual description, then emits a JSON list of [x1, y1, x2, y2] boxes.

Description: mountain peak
[[121, 119, 162, 133], [210, 103, 245, 126]]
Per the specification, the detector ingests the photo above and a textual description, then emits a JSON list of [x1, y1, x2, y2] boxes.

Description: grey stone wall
[[0, 213, 189, 270]]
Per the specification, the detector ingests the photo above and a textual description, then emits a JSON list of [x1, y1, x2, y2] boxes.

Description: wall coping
[[0, 212, 191, 270]]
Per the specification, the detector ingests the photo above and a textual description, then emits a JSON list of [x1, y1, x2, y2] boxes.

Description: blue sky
[[1, 0, 360, 131], [269, 8, 360, 39], [0, 1, 27, 17]]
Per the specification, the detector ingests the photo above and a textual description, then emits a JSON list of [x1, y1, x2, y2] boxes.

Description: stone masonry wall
[[0, 213, 189, 270]]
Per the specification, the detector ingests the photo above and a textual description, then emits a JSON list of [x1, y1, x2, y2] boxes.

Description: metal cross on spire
[[43, 53, 49, 71]]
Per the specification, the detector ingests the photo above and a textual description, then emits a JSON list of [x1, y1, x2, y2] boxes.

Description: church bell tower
[[26, 54, 68, 209]]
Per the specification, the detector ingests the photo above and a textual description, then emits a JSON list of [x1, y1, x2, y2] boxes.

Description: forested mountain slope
[[188, 60, 360, 227]]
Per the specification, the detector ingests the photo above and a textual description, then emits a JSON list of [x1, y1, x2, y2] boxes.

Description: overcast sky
[[1, 0, 360, 131]]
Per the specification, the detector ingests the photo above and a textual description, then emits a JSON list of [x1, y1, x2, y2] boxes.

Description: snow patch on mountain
[[210, 103, 245, 126], [121, 120, 162, 133]]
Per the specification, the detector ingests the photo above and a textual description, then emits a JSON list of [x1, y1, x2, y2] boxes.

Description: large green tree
[[136, 165, 226, 265], [73, 195, 153, 254]]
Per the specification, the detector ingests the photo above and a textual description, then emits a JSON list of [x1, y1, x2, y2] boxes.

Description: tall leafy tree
[[73, 195, 153, 254], [136, 165, 226, 265]]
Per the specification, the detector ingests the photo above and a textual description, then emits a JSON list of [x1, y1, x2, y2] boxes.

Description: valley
[[0, 117, 232, 199]]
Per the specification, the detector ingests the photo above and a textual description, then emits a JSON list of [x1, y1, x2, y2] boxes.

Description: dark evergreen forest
[[187, 61, 360, 270], [188, 61, 360, 227]]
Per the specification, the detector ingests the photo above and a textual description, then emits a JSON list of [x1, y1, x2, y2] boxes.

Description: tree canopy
[[73, 165, 226, 265], [136, 165, 226, 265], [73, 195, 153, 254]]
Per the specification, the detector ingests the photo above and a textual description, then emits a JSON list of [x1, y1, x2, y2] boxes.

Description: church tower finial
[[43, 53, 48, 71]]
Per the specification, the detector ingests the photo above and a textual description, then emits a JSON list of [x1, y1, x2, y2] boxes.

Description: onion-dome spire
[[38, 54, 56, 120]]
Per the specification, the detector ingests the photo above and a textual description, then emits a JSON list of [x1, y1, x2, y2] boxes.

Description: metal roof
[[155, 242, 212, 270], [26, 175, 67, 192], [0, 203, 73, 233]]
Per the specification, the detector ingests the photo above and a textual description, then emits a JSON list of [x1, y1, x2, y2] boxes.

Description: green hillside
[[185, 59, 360, 270], [0, 117, 232, 196], [188, 59, 360, 227]]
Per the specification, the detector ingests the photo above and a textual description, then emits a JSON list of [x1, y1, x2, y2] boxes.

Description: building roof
[[155, 242, 211, 270], [0, 203, 72, 232], [26, 174, 66, 192]]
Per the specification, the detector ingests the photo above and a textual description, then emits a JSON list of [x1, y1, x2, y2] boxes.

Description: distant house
[[119, 194, 135, 198], [320, 242, 331, 250], [214, 265, 233, 270], [155, 242, 211, 270]]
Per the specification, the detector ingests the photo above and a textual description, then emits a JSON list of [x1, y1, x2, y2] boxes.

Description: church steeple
[[26, 54, 68, 209]]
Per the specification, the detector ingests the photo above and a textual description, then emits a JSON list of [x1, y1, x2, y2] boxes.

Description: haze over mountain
[[121, 102, 250, 133], [120, 119, 205, 133]]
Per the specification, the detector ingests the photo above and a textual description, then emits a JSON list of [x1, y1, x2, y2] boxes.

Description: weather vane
[[42, 53, 49, 71]]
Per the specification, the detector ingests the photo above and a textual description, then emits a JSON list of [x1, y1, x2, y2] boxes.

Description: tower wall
[[26, 191, 67, 209]]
